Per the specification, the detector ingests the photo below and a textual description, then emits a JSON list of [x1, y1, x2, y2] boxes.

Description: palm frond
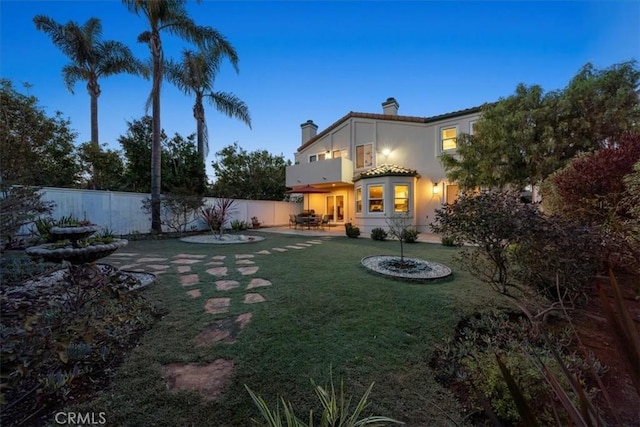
[[206, 91, 252, 128]]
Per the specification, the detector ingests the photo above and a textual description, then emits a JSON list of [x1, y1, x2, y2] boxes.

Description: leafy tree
[[122, 0, 238, 232], [163, 133, 207, 195], [0, 185, 55, 249], [442, 61, 640, 189], [77, 142, 126, 190], [165, 48, 251, 159], [118, 116, 206, 194], [210, 142, 291, 200], [33, 16, 142, 147], [0, 79, 80, 187]]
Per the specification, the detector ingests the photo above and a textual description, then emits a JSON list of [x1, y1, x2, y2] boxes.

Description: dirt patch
[[163, 359, 234, 401], [194, 313, 253, 346]]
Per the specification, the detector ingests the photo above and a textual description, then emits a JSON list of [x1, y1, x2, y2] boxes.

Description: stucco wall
[[29, 187, 301, 235]]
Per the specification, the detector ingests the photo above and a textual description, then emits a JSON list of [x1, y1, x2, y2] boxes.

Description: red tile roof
[[297, 105, 485, 152], [354, 163, 419, 181]]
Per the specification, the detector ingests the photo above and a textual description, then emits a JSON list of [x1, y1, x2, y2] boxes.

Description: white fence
[[34, 187, 301, 235]]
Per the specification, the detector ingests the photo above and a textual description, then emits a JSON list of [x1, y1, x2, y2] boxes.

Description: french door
[[325, 195, 345, 222]]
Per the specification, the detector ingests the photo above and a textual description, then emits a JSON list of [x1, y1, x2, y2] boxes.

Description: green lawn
[[73, 232, 501, 426]]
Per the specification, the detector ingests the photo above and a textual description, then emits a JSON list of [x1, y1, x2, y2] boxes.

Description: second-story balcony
[[286, 157, 354, 187]]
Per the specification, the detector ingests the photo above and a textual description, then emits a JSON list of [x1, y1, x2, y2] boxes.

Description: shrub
[[345, 223, 360, 238], [431, 310, 598, 425], [201, 198, 236, 237], [0, 264, 161, 425], [370, 227, 388, 241], [231, 219, 249, 231], [142, 192, 204, 233], [245, 368, 403, 426], [0, 184, 55, 249], [440, 235, 460, 246], [400, 228, 419, 243], [430, 189, 600, 315]]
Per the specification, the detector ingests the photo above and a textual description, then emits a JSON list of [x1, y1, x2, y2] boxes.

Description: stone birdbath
[[26, 224, 128, 265]]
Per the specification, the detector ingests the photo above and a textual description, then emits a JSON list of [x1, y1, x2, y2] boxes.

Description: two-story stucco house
[[285, 97, 481, 234]]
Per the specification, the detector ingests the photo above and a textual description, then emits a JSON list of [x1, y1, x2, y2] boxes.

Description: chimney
[[300, 119, 318, 144], [382, 97, 399, 115]]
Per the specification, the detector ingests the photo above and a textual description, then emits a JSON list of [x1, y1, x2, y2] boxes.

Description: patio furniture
[[319, 215, 330, 230], [289, 214, 297, 229], [295, 214, 322, 230]]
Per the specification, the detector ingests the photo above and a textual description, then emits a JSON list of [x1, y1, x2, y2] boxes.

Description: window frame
[[309, 154, 317, 162], [355, 143, 373, 169], [441, 126, 458, 151], [393, 183, 410, 213], [355, 187, 362, 213], [367, 184, 384, 213]]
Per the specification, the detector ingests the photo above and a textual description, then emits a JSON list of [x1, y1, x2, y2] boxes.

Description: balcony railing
[[286, 157, 354, 187]]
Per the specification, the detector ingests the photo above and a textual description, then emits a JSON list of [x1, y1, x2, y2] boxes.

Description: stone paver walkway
[[103, 236, 328, 402]]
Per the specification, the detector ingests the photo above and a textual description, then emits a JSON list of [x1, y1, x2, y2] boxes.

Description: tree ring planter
[[26, 239, 128, 265], [361, 255, 452, 283]]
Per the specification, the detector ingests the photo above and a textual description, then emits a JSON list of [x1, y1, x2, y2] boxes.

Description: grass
[[69, 232, 502, 426]]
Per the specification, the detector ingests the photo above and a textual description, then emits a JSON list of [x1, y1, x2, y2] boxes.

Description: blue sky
[[1, 1, 638, 180]]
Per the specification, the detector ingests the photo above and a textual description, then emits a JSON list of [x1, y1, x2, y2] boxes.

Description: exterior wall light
[[382, 148, 391, 157], [433, 182, 440, 195]]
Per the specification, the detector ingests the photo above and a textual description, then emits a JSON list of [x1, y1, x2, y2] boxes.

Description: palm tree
[[122, 0, 238, 232], [33, 16, 141, 148], [165, 48, 251, 159]]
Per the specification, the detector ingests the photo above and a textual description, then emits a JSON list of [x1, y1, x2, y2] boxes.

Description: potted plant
[[251, 216, 261, 229]]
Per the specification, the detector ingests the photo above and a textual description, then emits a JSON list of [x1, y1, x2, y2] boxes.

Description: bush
[[0, 264, 161, 425], [231, 219, 249, 231], [142, 192, 204, 233], [431, 310, 598, 425], [370, 227, 388, 241], [440, 235, 460, 246], [400, 228, 419, 243], [345, 223, 360, 238], [0, 185, 55, 249], [430, 189, 600, 311]]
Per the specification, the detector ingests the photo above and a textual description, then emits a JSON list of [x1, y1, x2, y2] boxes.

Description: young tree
[[210, 142, 291, 200], [165, 48, 251, 160], [0, 79, 80, 187], [33, 16, 142, 148], [122, 0, 238, 232], [441, 61, 640, 189]]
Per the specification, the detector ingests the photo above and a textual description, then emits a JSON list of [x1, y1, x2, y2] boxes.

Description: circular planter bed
[[180, 234, 265, 244], [361, 255, 452, 283]]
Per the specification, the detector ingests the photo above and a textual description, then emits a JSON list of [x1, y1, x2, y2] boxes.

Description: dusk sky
[[1, 1, 638, 180]]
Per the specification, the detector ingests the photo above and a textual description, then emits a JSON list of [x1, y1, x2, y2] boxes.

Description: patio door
[[325, 195, 345, 222]]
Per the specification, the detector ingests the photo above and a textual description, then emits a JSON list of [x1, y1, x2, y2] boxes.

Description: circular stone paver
[[180, 234, 265, 244], [361, 255, 452, 282]]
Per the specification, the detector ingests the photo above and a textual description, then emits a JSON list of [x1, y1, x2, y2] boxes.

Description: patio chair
[[320, 215, 330, 230], [288, 214, 297, 229], [294, 215, 306, 230]]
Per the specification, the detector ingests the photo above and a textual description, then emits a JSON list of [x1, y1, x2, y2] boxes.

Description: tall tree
[[441, 61, 640, 189], [165, 48, 251, 159], [0, 79, 80, 187], [210, 142, 291, 200], [118, 116, 206, 194], [122, 0, 238, 232], [33, 16, 141, 147]]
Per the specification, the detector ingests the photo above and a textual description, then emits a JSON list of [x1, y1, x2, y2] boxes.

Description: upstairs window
[[356, 143, 373, 168], [309, 154, 317, 162], [368, 185, 384, 213], [441, 127, 457, 151], [318, 152, 326, 160], [332, 149, 348, 159]]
